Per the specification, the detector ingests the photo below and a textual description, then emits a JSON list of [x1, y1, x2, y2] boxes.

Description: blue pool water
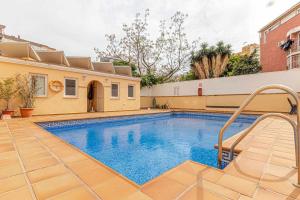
[[38, 112, 256, 185]]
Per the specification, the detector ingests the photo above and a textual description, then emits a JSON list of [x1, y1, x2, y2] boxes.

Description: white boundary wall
[[141, 68, 300, 96], [141, 80, 202, 96]]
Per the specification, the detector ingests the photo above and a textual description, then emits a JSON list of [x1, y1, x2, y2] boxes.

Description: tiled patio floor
[[0, 110, 299, 199]]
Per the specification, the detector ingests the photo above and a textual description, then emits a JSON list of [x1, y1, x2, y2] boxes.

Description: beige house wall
[[141, 93, 291, 113], [0, 61, 140, 115]]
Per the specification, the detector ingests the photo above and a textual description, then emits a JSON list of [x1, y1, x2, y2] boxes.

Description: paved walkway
[[0, 110, 299, 199]]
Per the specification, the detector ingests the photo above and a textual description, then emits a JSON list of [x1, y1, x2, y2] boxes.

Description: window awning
[[36, 50, 70, 66], [66, 56, 94, 70], [0, 42, 41, 61], [114, 66, 132, 76], [92, 62, 115, 74]]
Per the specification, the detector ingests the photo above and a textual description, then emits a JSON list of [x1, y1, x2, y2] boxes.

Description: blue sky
[[1, 0, 299, 59]]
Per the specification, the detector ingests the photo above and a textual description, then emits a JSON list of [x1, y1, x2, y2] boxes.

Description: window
[[111, 83, 119, 98], [128, 85, 134, 98], [31, 74, 47, 97], [64, 78, 77, 97]]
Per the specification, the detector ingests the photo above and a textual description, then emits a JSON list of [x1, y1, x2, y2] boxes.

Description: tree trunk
[[220, 55, 229, 75], [215, 54, 222, 77], [194, 62, 206, 79], [202, 56, 210, 78]]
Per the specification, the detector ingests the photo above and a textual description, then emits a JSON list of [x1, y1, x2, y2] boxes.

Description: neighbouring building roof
[[259, 2, 300, 32]]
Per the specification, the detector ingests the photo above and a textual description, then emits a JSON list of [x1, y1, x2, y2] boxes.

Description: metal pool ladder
[[217, 84, 300, 187]]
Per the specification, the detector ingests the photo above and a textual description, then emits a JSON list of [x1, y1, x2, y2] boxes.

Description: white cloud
[[1, 0, 299, 58]]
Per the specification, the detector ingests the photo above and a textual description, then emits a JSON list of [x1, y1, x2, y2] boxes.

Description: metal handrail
[[217, 84, 300, 186]]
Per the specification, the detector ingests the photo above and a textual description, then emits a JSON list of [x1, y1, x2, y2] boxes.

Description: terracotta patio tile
[[122, 191, 153, 200], [93, 176, 138, 200], [260, 174, 300, 198], [76, 166, 116, 187], [178, 185, 227, 200], [0, 174, 27, 194], [0, 143, 14, 153], [252, 188, 293, 200], [239, 151, 270, 162], [176, 161, 207, 175], [0, 162, 23, 179], [165, 169, 197, 186], [23, 156, 59, 171], [201, 180, 240, 200], [27, 164, 68, 184], [270, 156, 296, 168], [32, 173, 81, 200], [0, 186, 33, 200], [142, 176, 187, 200], [217, 174, 257, 197], [47, 186, 98, 200], [66, 158, 99, 173], [264, 164, 296, 178], [201, 168, 224, 183]]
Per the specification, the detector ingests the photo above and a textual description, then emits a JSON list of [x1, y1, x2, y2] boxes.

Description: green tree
[[179, 70, 197, 81], [140, 73, 163, 87], [223, 50, 261, 76], [0, 77, 17, 110]]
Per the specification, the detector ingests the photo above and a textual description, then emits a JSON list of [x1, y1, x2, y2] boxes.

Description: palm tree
[[191, 41, 232, 79]]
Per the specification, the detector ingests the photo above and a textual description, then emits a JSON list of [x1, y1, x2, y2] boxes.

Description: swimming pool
[[38, 112, 256, 185]]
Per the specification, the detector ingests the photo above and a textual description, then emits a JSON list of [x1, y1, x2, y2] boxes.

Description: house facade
[[0, 25, 140, 116], [259, 2, 300, 72]]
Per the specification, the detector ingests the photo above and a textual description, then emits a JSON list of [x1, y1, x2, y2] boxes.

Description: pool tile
[[141, 177, 187, 200], [32, 173, 82, 199], [92, 176, 138, 200]]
